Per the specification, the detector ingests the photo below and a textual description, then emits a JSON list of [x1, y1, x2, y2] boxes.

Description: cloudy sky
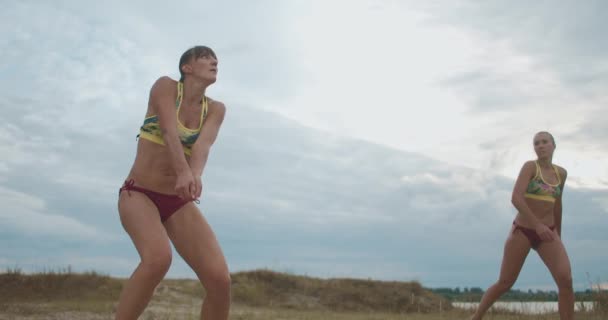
[[1, 0, 607, 291]]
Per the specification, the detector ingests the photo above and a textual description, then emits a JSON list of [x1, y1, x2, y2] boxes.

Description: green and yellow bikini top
[[137, 81, 208, 156], [524, 161, 562, 203]]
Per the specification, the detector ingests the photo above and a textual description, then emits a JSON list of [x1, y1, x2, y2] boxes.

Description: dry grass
[[586, 273, 608, 316], [0, 268, 604, 320], [2, 306, 605, 320], [231, 269, 449, 313], [0, 267, 121, 315], [229, 307, 604, 320]]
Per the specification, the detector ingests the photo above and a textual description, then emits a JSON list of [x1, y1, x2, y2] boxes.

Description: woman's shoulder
[[148, 76, 178, 101], [206, 96, 226, 113], [553, 163, 568, 179], [521, 160, 537, 169], [152, 76, 178, 88], [516, 160, 538, 180]]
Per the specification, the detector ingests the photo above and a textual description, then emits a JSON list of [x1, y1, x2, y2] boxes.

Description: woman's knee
[[555, 271, 573, 291], [141, 249, 172, 278], [496, 278, 516, 292], [203, 269, 231, 298]]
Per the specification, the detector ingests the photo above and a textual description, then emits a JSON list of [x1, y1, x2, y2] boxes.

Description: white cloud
[[0, 185, 46, 210], [0, 164, 7, 183], [54, 172, 120, 198], [1, 0, 607, 290], [591, 197, 608, 213], [241, 0, 608, 192], [274, 1, 482, 155], [60, 256, 137, 274], [0, 186, 115, 241]]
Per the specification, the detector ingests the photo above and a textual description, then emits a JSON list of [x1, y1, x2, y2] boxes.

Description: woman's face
[[191, 54, 218, 83], [182, 52, 218, 83], [533, 132, 555, 159]]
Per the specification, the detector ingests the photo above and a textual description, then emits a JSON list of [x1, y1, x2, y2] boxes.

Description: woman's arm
[[511, 161, 541, 225], [149, 76, 195, 199], [188, 100, 226, 198], [511, 161, 554, 241], [554, 167, 568, 237]]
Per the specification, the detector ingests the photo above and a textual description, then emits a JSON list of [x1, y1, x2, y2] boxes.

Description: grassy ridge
[[231, 269, 450, 313], [0, 268, 605, 319], [0, 269, 450, 314], [0, 269, 121, 303], [0, 268, 447, 314]]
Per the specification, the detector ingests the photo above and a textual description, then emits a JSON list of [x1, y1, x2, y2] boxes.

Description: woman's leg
[[114, 191, 173, 320], [164, 203, 231, 320], [471, 226, 532, 320], [536, 232, 574, 320]]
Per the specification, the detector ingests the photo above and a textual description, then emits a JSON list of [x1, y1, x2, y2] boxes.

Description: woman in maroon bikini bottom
[[114, 46, 230, 320], [471, 132, 574, 320], [119, 179, 195, 222]]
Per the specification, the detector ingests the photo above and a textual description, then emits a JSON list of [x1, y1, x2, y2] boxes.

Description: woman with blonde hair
[[472, 131, 573, 320]]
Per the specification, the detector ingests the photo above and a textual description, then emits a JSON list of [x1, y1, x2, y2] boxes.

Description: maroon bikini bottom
[[119, 179, 192, 222], [512, 222, 555, 250]]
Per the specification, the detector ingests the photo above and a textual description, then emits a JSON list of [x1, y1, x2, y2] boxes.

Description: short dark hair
[[179, 46, 217, 81]]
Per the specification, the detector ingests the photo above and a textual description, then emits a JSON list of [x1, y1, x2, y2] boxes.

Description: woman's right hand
[[535, 224, 555, 241], [175, 171, 196, 200]]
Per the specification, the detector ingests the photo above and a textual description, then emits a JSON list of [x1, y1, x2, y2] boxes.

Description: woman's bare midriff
[[125, 139, 188, 195], [514, 198, 555, 227]]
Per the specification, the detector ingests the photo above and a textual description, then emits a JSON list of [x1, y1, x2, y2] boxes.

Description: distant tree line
[[431, 287, 605, 302]]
